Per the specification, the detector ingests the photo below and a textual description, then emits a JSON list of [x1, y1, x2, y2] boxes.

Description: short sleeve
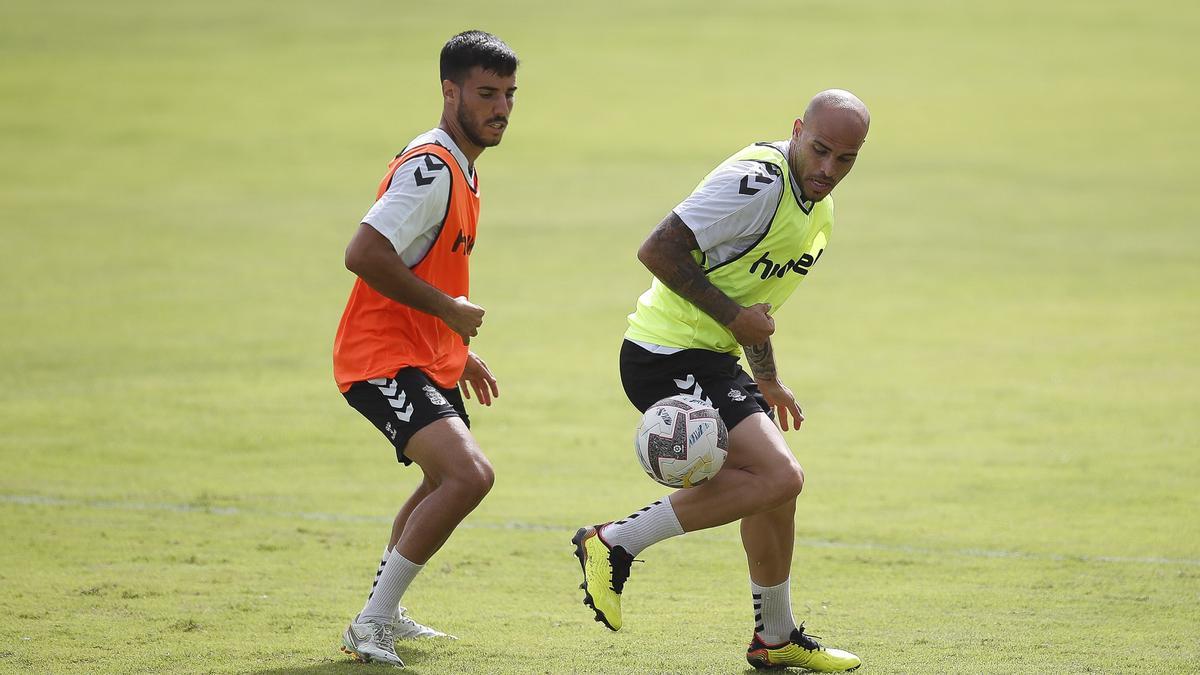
[[673, 160, 782, 251], [362, 153, 452, 262]]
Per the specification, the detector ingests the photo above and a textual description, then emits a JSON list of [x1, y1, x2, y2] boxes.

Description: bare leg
[[388, 476, 435, 551], [741, 497, 797, 585], [668, 413, 804, 532], [393, 417, 494, 564], [580, 412, 805, 636]]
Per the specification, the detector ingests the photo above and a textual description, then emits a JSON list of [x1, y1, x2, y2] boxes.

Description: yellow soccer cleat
[[746, 625, 861, 672], [571, 524, 634, 631]]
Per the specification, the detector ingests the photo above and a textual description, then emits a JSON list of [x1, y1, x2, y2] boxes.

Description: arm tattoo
[[745, 339, 777, 381], [641, 214, 741, 325]]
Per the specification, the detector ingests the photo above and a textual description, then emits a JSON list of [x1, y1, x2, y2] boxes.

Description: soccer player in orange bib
[[332, 30, 517, 667]]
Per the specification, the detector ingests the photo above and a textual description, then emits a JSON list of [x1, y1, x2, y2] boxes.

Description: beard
[[457, 102, 503, 148]]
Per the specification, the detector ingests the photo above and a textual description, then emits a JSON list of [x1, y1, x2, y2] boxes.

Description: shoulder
[[700, 142, 788, 197], [382, 151, 453, 198], [400, 129, 445, 153], [401, 128, 473, 179], [675, 157, 787, 249], [681, 158, 783, 212], [711, 154, 784, 186]]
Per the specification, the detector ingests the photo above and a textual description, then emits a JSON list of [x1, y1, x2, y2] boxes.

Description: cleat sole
[[748, 643, 862, 673], [749, 658, 860, 673], [340, 645, 368, 663]]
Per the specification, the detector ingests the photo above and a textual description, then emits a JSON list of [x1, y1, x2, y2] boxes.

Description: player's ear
[[442, 79, 458, 104], [792, 118, 804, 138]]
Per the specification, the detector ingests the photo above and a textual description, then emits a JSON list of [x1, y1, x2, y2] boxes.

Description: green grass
[[2, 0, 1198, 672]]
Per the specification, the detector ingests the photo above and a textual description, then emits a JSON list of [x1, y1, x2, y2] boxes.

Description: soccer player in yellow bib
[[573, 90, 870, 672]]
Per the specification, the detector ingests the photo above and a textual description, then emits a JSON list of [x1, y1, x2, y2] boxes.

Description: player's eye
[[813, 145, 828, 155]]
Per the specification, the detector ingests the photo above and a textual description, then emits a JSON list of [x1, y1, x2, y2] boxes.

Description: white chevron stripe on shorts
[[368, 377, 414, 422], [672, 373, 712, 406]]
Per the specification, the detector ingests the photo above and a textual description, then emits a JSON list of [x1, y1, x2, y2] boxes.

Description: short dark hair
[[440, 30, 519, 84]]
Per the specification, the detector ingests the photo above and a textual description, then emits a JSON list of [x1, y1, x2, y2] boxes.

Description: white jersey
[[361, 128, 477, 267], [673, 141, 813, 269]]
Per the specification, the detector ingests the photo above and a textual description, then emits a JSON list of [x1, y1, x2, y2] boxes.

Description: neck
[[785, 139, 800, 180], [438, 118, 482, 171], [784, 140, 812, 203]]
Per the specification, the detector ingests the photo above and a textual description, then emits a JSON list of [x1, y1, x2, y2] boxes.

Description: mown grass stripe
[[4, 493, 1197, 568]]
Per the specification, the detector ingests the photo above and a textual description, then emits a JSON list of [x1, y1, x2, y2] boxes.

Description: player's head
[[788, 89, 870, 202], [440, 30, 519, 151]]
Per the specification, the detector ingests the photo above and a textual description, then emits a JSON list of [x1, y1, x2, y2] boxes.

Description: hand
[[459, 352, 499, 406], [756, 377, 804, 431], [727, 303, 775, 346], [442, 296, 485, 345]]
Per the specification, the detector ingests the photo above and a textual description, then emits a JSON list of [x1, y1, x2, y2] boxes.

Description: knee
[[476, 460, 496, 495], [453, 459, 494, 503], [788, 463, 805, 497], [767, 462, 805, 502]]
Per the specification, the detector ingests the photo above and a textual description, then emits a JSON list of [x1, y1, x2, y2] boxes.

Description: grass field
[[2, 1, 1198, 672]]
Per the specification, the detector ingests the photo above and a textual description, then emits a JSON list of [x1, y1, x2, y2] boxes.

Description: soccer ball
[[634, 395, 729, 488]]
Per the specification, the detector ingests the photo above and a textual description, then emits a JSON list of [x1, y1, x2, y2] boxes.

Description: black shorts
[[619, 339, 771, 431], [343, 367, 470, 465]]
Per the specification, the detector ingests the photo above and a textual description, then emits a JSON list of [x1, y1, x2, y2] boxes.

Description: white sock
[[752, 577, 798, 644], [359, 547, 392, 618], [599, 495, 684, 557], [359, 551, 423, 623]]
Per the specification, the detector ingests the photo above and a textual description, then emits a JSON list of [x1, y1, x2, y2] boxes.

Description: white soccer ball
[[634, 394, 729, 488]]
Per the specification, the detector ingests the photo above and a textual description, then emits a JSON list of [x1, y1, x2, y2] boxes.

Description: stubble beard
[[458, 102, 500, 149]]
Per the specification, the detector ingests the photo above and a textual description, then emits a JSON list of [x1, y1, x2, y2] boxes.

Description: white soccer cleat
[[340, 617, 404, 667], [393, 607, 457, 640]]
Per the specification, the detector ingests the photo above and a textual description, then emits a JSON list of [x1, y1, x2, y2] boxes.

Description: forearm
[[744, 339, 778, 381], [639, 214, 741, 325], [354, 253, 454, 318], [345, 224, 453, 319], [655, 264, 742, 325]]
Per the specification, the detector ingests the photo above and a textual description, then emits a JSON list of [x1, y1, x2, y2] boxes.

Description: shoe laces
[[372, 619, 397, 651], [608, 545, 639, 594], [394, 608, 419, 629], [791, 623, 825, 651]]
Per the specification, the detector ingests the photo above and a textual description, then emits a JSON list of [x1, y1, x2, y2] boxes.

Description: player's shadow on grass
[[249, 656, 433, 674], [248, 660, 747, 674]]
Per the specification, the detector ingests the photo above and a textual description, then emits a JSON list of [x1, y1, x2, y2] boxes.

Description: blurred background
[[2, 1, 1197, 672]]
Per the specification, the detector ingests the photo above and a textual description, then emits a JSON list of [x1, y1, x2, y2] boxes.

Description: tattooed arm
[[744, 339, 778, 381], [637, 213, 775, 346], [745, 338, 805, 430], [638, 212, 803, 430]]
